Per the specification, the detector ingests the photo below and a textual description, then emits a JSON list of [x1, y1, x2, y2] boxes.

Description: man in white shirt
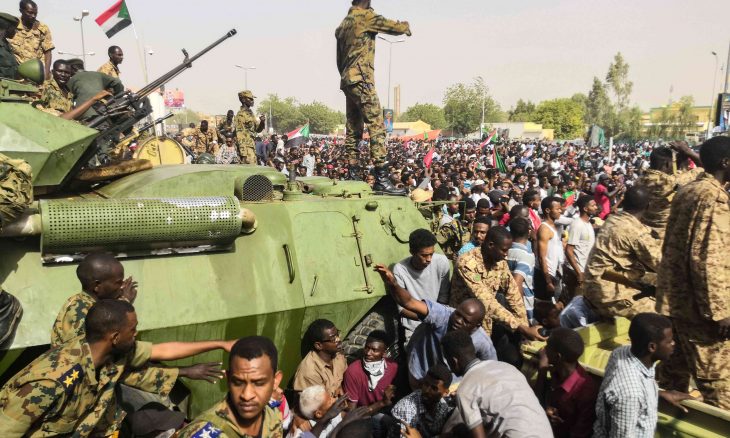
[[563, 195, 598, 303]]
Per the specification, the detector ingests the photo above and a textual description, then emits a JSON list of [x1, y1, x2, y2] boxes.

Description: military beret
[[0, 12, 19, 26], [66, 58, 84, 67], [238, 90, 256, 100]]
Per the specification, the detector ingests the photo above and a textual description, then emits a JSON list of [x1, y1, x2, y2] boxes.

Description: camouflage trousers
[[236, 139, 256, 165], [0, 153, 32, 230], [343, 82, 386, 163], [673, 320, 730, 410]]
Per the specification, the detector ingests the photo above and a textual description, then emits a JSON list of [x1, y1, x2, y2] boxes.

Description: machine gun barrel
[[137, 29, 237, 99], [138, 113, 174, 133]]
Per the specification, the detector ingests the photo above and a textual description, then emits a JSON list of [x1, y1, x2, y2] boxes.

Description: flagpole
[[130, 21, 148, 84]]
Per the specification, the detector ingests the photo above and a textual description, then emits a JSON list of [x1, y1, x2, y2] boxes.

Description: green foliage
[[168, 108, 202, 128], [443, 77, 503, 136], [532, 98, 585, 139], [508, 99, 536, 122], [399, 103, 447, 129], [570, 93, 588, 121], [605, 52, 634, 113], [586, 77, 613, 130], [672, 96, 696, 138], [299, 101, 344, 134]]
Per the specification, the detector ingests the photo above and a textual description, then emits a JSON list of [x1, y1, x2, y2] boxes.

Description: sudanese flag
[[96, 1, 132, 38]]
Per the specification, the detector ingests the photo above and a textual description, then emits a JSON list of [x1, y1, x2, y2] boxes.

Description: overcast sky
[[16, 0, 730, 115]]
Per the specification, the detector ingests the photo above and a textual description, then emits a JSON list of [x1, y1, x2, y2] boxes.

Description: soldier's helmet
[[194, 153, 216, 164]]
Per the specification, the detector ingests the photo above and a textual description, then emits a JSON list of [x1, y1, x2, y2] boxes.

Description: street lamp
[[58, 50, 95, 58], [377, 36, 405, 109], [708, 51, 719, 138], [234, 65, 256, 89], [72, 10, 90, 66], [477, 75, 487, 138], [143, 47, 154, 84]]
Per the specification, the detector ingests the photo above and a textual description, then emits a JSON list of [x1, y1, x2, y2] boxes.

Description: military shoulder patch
[[58, 363, 84, 394], [192, 422, 222, 438]]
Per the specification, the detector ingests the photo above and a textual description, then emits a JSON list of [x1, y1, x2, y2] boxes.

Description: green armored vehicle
[[0, 35, 728, 438]]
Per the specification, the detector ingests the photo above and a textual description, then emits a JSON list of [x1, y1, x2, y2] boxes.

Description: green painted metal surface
[[0, 101, 98, 187], [0, 165, 427, 416]]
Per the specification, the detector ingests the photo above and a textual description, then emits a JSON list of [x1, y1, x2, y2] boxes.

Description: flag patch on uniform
[[192, 422, 222, 438], [58, 364, 84, 394]]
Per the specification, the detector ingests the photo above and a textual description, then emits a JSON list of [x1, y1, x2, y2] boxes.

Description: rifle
[[111, 113, 175, 159], [62, 29, 237, 186]]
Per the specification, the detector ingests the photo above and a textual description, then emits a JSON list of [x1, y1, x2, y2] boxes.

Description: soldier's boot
[[372, 165, 406, 196], [0, 290, 23, 347]]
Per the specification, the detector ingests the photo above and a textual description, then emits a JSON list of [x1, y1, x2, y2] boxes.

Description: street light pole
[[234, 65, 257, 89], [708, 51, 719, 138], [143, 47, 154, 84], [378, 36, 405, 109], [72, 10, 90, 66], [477, 76, 486, 138]]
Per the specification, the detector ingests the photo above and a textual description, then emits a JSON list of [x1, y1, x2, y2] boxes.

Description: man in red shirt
[[534, 327, 599, 438], [342, 331, 397, 408], [594, 175, 623, 219]]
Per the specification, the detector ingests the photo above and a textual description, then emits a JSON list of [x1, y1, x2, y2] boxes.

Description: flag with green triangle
[[95, 1, 132, 38]]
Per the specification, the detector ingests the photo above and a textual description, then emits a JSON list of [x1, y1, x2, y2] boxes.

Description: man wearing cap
[[235, 90, 266, 164], [9, 0, 53, 79], [0, 12, 19, 79], [336, 0, 411, 195]]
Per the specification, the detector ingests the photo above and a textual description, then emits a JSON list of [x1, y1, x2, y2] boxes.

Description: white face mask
[[363, 359, 385, 391]]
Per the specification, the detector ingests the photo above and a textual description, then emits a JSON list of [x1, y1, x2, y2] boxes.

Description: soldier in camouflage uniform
[[235, 90, 265, 164], [657, 136, 730, 410], [581, 186, 660, 321], [8, 0, 53, 78], [178, 336, 284, 438], [638, 143, 703, 240], [335, 0, 410, 195], [34, 59, 73, 115], [191, 120, 220, 157], [219, 109, 236, 139], [449, 227, 545, 345], [0, 300, 178, 436], [0, 13, 19, 79], [96, 45, 122, 78]]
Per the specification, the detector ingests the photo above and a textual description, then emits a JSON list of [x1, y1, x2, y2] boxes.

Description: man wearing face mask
[[343, 331, 397, 408]]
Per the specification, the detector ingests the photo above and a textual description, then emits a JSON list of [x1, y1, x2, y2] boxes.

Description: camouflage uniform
[[582, 211, 660, 319], [437, 219, 469, 261], [178, 398, 283, 438], [36, 78, 72, 114], [335, 7, 410, 163], [234, 106, 259, 164], [638, 167, 702, 239], [449, 248, 527, 335], [96, 60, 120, 78], [582, 211, 661, 319], [191, 127, 220, 156], [657, 172, 730, 410], [0, 338, 177, 436], [8, 19, 53, 64], [0, 153, 32, 231]]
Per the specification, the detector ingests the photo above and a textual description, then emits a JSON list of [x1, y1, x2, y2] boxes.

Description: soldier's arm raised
[[367, 11, 412, 37], [374, 264, 429, 317], [150, 339, 236, 361]]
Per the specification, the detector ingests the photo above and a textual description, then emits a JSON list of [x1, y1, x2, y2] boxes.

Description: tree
[[443, 78, 503, 136], [168, 108, 202, 128], [399, 103, 447, 129], [586, 77, 613, 130], [570, 93, 588, 122], [508, 99, 536, 122], [605, 52, 633, 113], [299, 101, 343, 134], [532, 98, 585, 139], [649, 106, 675, 139], [257, 94, 304, 134], [672, 96, 696, 138]]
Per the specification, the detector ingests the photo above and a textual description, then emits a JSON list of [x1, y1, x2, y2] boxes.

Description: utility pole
[[725, 40, 730, 93], [708, 51, 719, 138], [378, 36, 405, 109], [72, 10, 90, 66]]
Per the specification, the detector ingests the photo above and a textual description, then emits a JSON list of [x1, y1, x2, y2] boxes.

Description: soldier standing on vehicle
[[335, 0, 411, 195], [657, 136, 730, 410], [235, 90, 265, 164], [8, 0, 53, 79], [97, 45, 123, 78], [0, 13, 19, 79], [219, 109, 236, 138]]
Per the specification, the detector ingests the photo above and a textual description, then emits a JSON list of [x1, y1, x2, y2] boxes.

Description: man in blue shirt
[[374, 263, 497, 388], [506, 217, 535, 323]]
